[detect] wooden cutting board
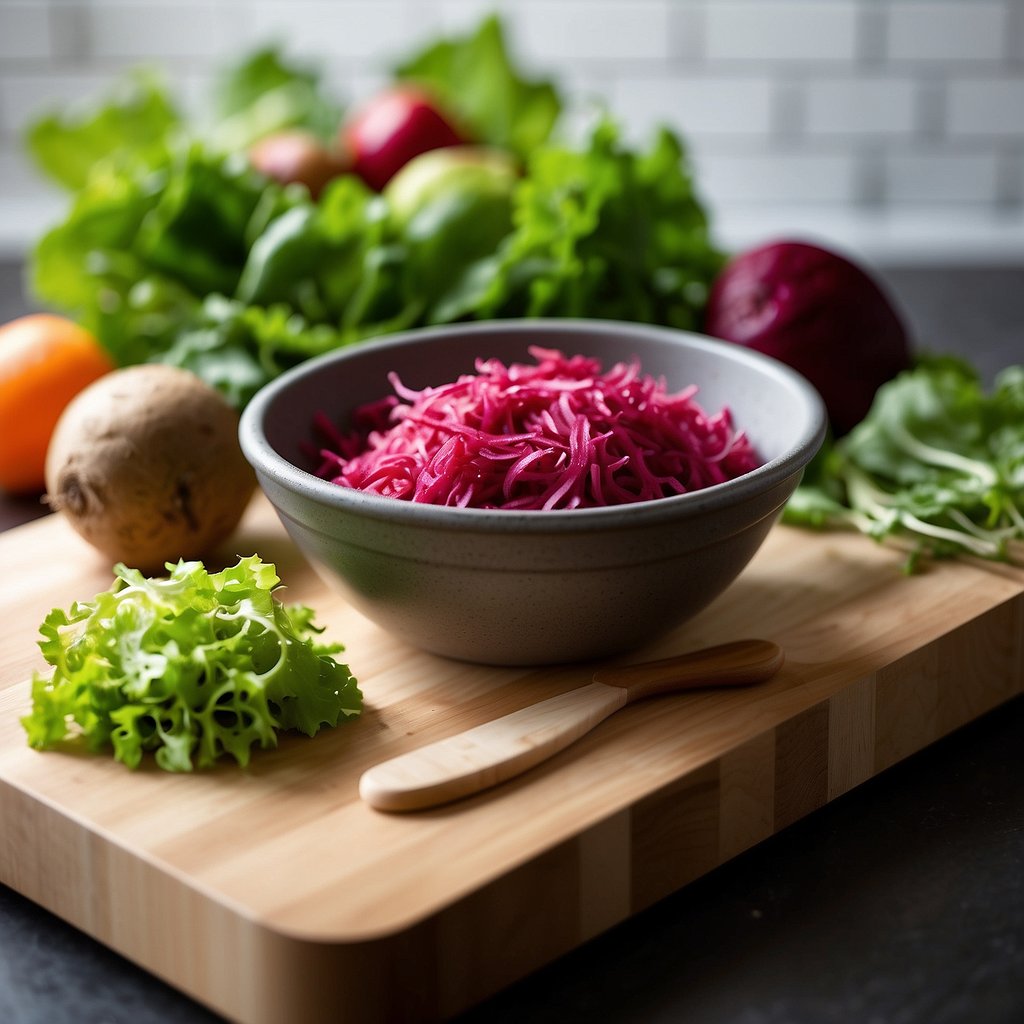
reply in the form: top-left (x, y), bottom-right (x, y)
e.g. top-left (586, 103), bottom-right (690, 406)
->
top-left (1, 498), bottom-right (1021, 1024)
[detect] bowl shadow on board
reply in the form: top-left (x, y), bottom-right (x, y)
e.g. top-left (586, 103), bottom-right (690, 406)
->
top-left (641, 529), bottom-right (914, 650)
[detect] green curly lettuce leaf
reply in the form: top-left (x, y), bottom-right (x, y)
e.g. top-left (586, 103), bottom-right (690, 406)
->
top-left (22, 556), bottom-right (361, 772)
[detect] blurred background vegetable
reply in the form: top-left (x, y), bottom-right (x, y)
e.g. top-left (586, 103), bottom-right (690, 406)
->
top-left (21, 15), bottom-right (722, 409)
top-left (247, 129), bottom-right (349, 199)
top-left (341, 86), bottom-right (468, 192)
top-left (705, 240), bottom-right (913, 436)
top-left (0, 314), bottom-right (113, 494)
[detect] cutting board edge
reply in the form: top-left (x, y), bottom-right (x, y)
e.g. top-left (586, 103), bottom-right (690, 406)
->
top-left (6, 700), bottom-right (1024, 1024)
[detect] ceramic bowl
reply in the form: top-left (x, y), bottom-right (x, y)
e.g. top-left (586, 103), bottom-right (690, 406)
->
top-left (239, 319), bottom-right (826, 665)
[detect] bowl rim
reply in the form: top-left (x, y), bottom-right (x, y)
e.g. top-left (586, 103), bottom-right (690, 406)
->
top-left (239, 318), bottom-right (827, 534)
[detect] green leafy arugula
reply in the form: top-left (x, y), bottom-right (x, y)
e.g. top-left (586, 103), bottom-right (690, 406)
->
top-left (22, 556), bottom-right (362, 771)
top-left (784, 357), bottom-right (1024, 571)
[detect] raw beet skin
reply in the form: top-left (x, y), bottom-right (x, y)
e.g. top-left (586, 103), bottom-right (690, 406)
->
top-left (704, 240), bottom-right (912, 434)
top-left (341, 87), bottom-right (466, 192)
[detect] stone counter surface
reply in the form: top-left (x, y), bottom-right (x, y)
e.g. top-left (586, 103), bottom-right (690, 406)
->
top-left (0, 259), bottom-right (1021, 1024)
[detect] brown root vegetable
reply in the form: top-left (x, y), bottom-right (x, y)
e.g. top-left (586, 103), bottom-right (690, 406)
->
top-left (45, 365), bottom-right (257, 570)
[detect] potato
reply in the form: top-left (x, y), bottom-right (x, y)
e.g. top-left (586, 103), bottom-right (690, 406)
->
top-left (45, 364), bottom-right (257, 570)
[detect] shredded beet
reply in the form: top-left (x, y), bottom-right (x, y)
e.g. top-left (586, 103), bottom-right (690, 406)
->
top-left (313, 347), bottom-right (760, 510)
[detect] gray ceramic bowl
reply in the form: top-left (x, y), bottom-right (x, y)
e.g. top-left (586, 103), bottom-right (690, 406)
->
top-left (239, 319), bottom-right (826, 665)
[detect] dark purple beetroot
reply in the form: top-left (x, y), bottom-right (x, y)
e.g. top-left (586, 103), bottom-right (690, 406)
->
top-left (705, 240), bottom-right (912, 434)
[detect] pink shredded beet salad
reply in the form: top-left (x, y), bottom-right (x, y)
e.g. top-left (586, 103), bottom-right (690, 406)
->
top-left (312, 347), bottom-right (761, 510)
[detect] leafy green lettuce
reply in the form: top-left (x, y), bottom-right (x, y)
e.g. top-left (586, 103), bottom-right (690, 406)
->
top-left (396, 15), bottom-right (561, 160)
top-left (436, 118), bottom-right (722, 328)
top-left (25, 16), bottom-right (722, 407)
top-left (22, 556), bottom-right (361, 771)
top-left (784, 357), bottom-right (1024, 571)
top-left (28, 70), bottom-right (181, 191)
top-left (140, 118), bottom-right (720, 405)
top-left (205, 46), bottom-right (343, 151)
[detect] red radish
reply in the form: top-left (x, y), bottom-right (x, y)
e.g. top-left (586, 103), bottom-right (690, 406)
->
top-left (248, 129), bottom-right (348, 199)
top-left (340, 87), bottom-right (467, 192)
top-left (705, 240), bottom-right (912, 435)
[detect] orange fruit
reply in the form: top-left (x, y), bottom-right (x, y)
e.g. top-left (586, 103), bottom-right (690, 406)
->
top-left (0, 313), bottom-right (115, 494)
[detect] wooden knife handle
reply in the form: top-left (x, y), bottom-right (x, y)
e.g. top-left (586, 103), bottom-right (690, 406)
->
top-left (359, 682), bottom-right (627, 812)
top-left (592, 638), bottom-right (784, 703)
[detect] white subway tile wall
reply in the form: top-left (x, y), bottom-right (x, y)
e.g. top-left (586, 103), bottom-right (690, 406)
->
top-left (704, 2), bottom-right (861, 62)
top-left (886, 2), bottom-right (1007, 62)
top-left (0, 0), bottom-right (1022, 257)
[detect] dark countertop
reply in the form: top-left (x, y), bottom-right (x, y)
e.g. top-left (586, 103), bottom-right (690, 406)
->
top-left (1, 259), bottom-right (1022, 1023)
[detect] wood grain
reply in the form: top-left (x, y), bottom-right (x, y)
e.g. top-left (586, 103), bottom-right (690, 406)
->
top-left (0, 496), bottom-right (1022, 1023)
